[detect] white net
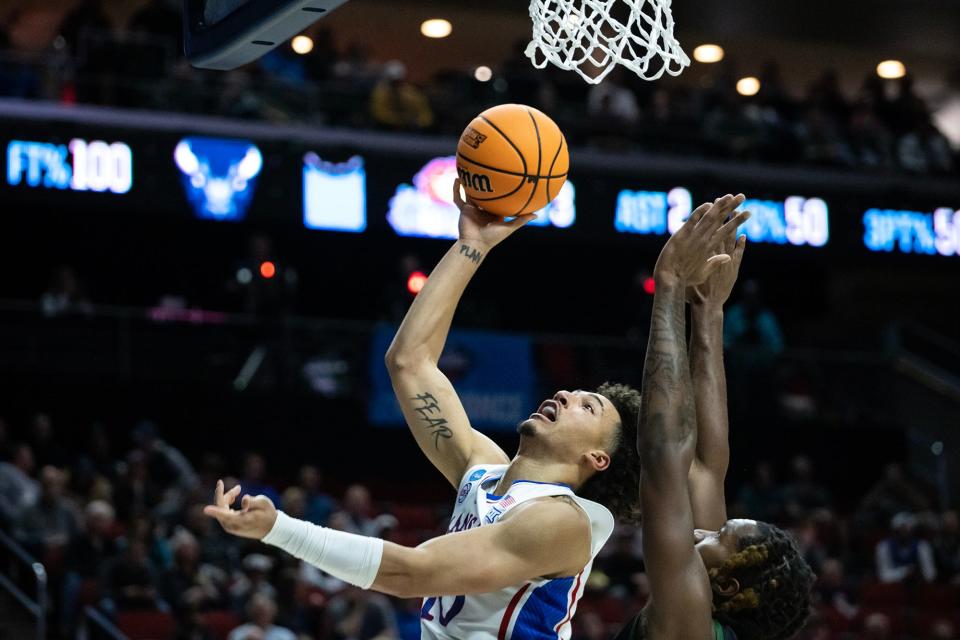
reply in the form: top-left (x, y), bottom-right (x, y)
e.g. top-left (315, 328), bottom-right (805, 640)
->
top-left (526, 0), bottom-right (690, 84)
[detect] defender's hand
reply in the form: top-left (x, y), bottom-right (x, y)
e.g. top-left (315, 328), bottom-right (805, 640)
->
top-left (654, 194), bottom-right (749, 289)
top-left (454, 179), bottom-right (536, 252)
top-left (687, 225), bottom-right (747, 306)
top-left (203, 479), bottom-right (277, 540)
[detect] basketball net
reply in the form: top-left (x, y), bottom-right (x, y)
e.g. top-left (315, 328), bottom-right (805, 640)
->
top-left (526, 0), bottom-right (690, 84)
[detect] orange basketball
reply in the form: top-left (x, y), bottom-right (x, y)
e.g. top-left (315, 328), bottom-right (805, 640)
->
top-left (456, 104), bottom-right (569, 217)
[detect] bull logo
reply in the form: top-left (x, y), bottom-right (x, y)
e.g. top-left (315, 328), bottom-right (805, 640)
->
top-left (174, 137), bottom-right (263, 221)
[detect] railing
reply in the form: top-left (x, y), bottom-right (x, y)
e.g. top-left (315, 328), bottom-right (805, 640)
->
top-left (0, 529), bottom-right (47, 640)
top-left (78, 606), bottom-right (129, 640)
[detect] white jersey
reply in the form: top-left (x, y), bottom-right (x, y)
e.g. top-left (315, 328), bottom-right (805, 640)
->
top-left (420, 464), bottom-right (615, 640)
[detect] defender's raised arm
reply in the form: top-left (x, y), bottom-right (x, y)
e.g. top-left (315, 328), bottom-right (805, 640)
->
top-left (687, 225), bottom-right (746, 530)
top-left (637, 195), bottom-right (748, 640)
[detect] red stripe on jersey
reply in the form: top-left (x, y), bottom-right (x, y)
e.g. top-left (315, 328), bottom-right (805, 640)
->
top-left (498, 582), bottom-right (532, 640)
top-left (554, 570), bottom-right (584, 633)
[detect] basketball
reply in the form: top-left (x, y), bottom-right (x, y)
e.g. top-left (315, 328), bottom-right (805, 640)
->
top-left (456, 104), bottom-right (569, 217)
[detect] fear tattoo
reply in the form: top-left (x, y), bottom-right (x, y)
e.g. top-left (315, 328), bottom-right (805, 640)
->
top-left (459, 244), bottom-right (483, 264)
top-left (410, 392), bottom-right (454, 449)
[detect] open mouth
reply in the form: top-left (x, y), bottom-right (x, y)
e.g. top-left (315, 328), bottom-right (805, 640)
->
top-left (531, 399), bottom-right (559, 423)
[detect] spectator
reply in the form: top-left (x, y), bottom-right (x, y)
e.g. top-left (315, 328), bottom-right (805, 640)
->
top-left (848, 102), bottom-right (894, 169)
top-left (781, 456), bottom-right (832, 518)
top-left (230, 553), bottom-right (278, 609)
top-left (332, 42), bottom-right (377, 82)
top-left (887, 74), bottom-right (930, 136)
top-left (735, 461), bottom-right (782, 522)
top-left (326, 587), bottom-right (399, 640)
top-left (0, 443), bottom-right (39, 525)
top-left (807, 69), bottom-right (849, 124)
top-left (898, 120), bottom-right (956, 174)
top-left (228, 593), bottom-right (296, 640)
top-left (862, 612), bottom-right (893, 640)
top-left (369, 61), bottom-right (434, 131)
top-left (125, 515), bottom-right (174, 572)
top-left (280, 487), bottom-right (307, 522)
top-left (857, 463), bottom-right (931, 528)
top-left (336, 484), bottom-right (377, 536)
top-left (114, 450), bottom-right (162, 521)
top-left (932, 510), bottom-right (960, 584)
top-left (16, 466), bottom-right (80, 553)
top-left (703, 93), bottom-right (765, 160)
top-left (63, 500), bottom-right (120, 627)
top-left (160, 530), bottom-right (227, 619)
top-left (180, 503), bottom-right (238, 570)
top-left (132, 421), bottom-right (200, 505)
top-left (102, 539), bottom-right (161, 613)
top-left (239, 453), bottom-right (282, 507)
top-left (586, 69), bottom-right (640, 148)
top-left (928, 619), bottom-right (957, 640)
top-left (41, 266), bottom-right (93, 318)
top-left (724, 279), bottom-right (784, 358)
top-left (574, 611), bottom-right (609, 640)
top-left (74, 422), bottom-right (118, 493)
top-left (814, 558), bottom-right (858, 620)
top-left (875, 512), bottom-right (937, 583)
top-left (299, 465), bottom-right (335, 526)
top-left (596, 528), bottom-right (645, 597)
top-left (67, 500), bottom-right (120, 580)
top-left (28, 412), bottom-right (67, 468)
top-left (724, 280), bottom-right (784, 422)
top-left (795, 106), bottom-right (854, 166)
top-left (796, 518), bottom-right (829, 573)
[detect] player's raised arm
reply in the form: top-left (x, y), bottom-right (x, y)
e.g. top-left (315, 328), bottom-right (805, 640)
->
top-left (686, 200), bottom-right (747, 531)
top-left (384, 180), bottom-right (536, 487)
top-left (638, 196), bottom-right (749, 640)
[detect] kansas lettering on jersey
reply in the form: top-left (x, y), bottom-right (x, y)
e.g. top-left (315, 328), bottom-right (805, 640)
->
top-left (420, 464), bottom-right (615, 640)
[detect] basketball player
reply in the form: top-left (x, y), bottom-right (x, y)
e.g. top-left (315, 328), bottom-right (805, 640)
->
top-left (206, 184), bottom-right (743, 639)
top-left (204, 179), bottom-right (668, 639)
top-left (613, 195), bottom-right (814, 640)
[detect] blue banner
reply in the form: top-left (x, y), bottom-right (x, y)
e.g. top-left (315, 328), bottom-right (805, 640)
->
top-left (369, 325), bottom-right (537, 430)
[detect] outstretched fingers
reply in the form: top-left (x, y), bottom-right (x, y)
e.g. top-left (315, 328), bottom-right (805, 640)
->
top-left (686, 201), bottom-right (714, 229)
top-left (732, 234), bottom-right (747, 268)
top-left (716, 209), bottom-right (752, 240)
top-left (452, 178), bottom-right (466, 210)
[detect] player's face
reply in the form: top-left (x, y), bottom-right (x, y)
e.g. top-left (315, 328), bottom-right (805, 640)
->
top-left (694, 519), bottom-right (761, 570)
top-left (517, 389), bottom-right (621, 472)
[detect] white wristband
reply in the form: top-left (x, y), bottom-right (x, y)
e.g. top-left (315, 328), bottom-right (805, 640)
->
top-left (262, 511), bottom-right (384, 589)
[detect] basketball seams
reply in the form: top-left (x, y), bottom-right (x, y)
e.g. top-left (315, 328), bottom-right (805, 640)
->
top-left (455, 152), bottom-right (567, 180)
top-left (478, 115), bottom-right (528, 177)
top-left (514, 107), bottom-right (543, 216)
top-left (545, 135), bottom-right (565, 204)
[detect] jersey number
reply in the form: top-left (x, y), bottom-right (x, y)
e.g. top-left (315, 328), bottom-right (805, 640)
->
top-left (421, 595), bottom-right (465, 626)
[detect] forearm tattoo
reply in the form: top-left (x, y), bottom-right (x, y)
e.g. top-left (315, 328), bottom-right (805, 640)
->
top-left (459, 243), bottom-right (483, 264)
top-left (639, 289), bottom-right (695, 448)
top-left (410, 392), bottom-right (454, 449)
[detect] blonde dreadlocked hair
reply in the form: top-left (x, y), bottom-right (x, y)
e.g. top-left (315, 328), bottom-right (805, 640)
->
top-left (709, 523), bottom-right (815, 640)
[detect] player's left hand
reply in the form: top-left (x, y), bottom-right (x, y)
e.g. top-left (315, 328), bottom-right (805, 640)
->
top-left (686, 221), bottom-right (747, 306)
top-left (454, 179), bottom-right (537, 252)
top-left (203, 479), bottom-right (277, 540)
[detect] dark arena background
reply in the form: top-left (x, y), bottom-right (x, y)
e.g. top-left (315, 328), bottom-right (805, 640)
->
top-left (0, 1), bottom-right (959, 639)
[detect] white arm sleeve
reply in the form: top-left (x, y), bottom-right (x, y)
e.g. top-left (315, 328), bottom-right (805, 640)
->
top-left (263, 511), bottom-right (384, 589)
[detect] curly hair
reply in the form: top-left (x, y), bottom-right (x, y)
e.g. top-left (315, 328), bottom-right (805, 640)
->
top-left (710, 522), bottom-right (815, 640)
top-left (577, 382), bottom-right (642, 525)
